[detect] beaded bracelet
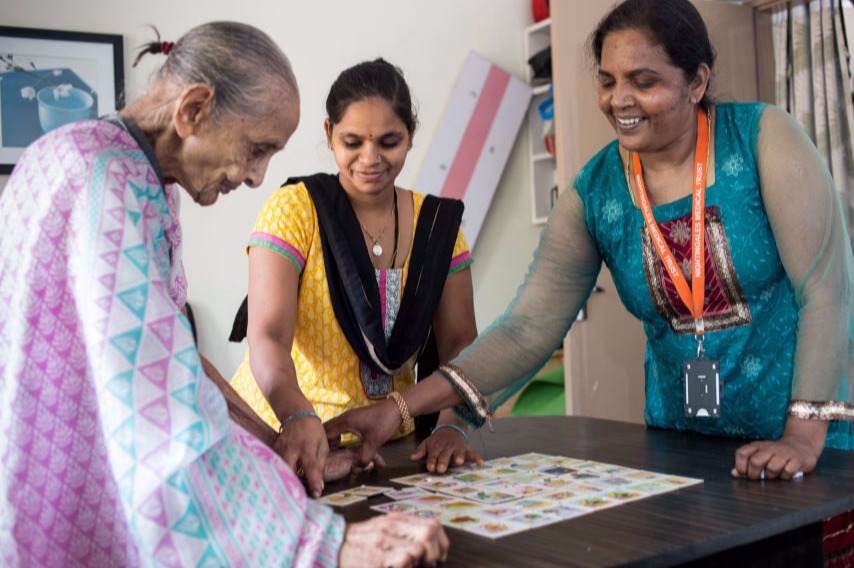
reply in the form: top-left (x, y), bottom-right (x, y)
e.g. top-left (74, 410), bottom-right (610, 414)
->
top-left (387, 391), bottom-right (414, 433)
top-left (788, 400), bottom-right (854, 421)
top-left (437, 364), bottom-right (492, 424)
top-left (278, 410), bottom-right (320, 434)
top-left (431, 422), bottom-right (469, 442)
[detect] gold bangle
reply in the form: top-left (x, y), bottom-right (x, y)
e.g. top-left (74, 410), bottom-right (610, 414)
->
top-left (387, 391), bottom-right (414, 433)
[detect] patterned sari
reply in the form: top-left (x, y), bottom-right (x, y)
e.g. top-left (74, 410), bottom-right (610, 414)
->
top-left (0, 118), bottom-right (343, 567)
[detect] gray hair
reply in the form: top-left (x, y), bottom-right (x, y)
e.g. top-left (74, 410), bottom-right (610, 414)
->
top-left (140, 21), bottom-right (298, 118)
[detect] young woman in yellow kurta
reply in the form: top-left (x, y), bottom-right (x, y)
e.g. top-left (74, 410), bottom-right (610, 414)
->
top-left (230, 185), bottom-right (473, 425)
top-left (231, 59), bottom-right (482, 498)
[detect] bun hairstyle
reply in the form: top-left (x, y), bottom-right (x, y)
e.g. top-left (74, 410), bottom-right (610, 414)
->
top-left (326, 58), bottom-right (417, 136)
top-left (132, 27), bottom-right (173, 67)
top-left (133, 21), bottom-right (298, 119)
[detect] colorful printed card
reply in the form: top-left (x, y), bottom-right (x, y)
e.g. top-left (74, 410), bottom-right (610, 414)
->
top-left (370, 452), bottom-right (703, 539)
top-left (318, 492), bottom-right (367, 507)
top-left (320, 484), bottom-right (394, 506)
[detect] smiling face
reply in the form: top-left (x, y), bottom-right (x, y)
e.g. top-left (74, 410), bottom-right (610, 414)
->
top-left (596, 27), bottom-right (708, 156)
top-left (326, 96), bottom-right (411, 200)
top-left (177, 92), bottom-right (300, 206)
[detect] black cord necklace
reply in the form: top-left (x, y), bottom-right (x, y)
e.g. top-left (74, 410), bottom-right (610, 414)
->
top-left (389, 188), bottom-right (399, 268)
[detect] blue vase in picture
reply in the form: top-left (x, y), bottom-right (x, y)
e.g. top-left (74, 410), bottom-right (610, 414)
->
top-left (1, 68), bottom-right (99, 147)
top-left (37, 85), bottom-right (96, 133)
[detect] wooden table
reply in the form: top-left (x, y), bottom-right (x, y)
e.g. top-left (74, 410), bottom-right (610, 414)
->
top-left (326, 415), bottom-right (854, 567)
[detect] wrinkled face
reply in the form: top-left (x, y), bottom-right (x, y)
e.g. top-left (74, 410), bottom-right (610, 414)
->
top-left (178, 94), bottom-right (300, 206)
top-left (596, 28), bottom-right (707, 155)
top-left (326, 97), bottom-right (411, 198)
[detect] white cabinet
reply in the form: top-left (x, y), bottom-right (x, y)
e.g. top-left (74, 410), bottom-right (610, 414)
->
top-left (524, 18), bottom-right (557, 225)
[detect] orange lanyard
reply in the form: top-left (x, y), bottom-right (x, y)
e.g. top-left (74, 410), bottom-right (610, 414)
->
top-left (631, 107), bottom-right (709, 338)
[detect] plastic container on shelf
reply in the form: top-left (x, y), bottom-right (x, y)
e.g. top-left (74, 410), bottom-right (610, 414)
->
top-left (531, 0), bottom-right (550, 23)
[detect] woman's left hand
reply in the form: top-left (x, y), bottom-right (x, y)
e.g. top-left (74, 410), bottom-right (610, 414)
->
top-left (731, 418), bottom-right (827, 480)
top-left (410, 426), bottom-right (484, 474)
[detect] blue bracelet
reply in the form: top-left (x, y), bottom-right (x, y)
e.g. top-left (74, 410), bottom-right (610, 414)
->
top-left (278, 410), bottom-right (320, 433)
top-left (431, 422), bottom-right (469, 442)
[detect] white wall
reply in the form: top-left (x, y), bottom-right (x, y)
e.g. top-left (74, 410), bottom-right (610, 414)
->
top-left (1, 0), bottom-right (545, 376)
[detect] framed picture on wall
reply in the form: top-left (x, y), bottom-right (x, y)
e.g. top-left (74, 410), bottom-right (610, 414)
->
top-left (0, 26), bottom-right (124, 174)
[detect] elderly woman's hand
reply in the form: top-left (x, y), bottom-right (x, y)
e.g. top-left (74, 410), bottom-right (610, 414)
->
top-left (410, 424), bottom-right (484, 474)
top-left (339, 513), bottom-right (449, 568)
top-left (322, 447), bottom-right (386, 481)
top-left (325, 398), bottom-right (402, 467)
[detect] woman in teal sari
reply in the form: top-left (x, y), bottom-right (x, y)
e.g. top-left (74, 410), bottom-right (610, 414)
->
top-left (329, 0), bottom-right (854, 487)
top-left (331, 4), bottom-right (854, 559)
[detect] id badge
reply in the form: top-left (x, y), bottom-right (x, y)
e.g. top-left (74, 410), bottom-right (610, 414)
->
top-left (683, 357), bottom-right (720, 418)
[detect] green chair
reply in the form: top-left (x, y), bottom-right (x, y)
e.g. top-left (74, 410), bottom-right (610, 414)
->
top-left (510, 365), bottom-right (565, 416)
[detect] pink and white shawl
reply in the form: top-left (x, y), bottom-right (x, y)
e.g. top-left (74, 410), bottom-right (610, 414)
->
top-left (0, 119), bottom-right (343, 567)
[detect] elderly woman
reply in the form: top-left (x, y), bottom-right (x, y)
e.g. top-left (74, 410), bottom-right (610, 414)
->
top-left (0, 21), bottom-right (447, 568)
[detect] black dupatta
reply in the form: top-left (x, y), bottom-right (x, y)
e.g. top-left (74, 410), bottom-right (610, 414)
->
top-left (230, 173), bottom-right (464, 384)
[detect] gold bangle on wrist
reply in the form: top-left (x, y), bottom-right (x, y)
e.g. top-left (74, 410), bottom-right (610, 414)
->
top-left (387, 391), bottom-right (414, 433)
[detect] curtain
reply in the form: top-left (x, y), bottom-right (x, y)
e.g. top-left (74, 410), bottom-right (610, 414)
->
top-left (772, 0), bottom-right (854, 247)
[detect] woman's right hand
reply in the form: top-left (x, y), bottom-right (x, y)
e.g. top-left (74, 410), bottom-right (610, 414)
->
top-left (324, 399), bottom-right (402, 467)
top-left (339, 513), bottom-right (449, 568)
top-left (274, 413), bottom-right (328, 498)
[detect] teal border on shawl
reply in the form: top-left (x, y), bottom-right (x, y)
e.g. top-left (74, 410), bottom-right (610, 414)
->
top-left (88, 148), bottom-right (151, 245)
top-left (191, 461), bottom-right (251, 566)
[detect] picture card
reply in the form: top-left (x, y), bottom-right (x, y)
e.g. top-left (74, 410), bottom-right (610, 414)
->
top-left (373, 452), bottom-right (703, 539)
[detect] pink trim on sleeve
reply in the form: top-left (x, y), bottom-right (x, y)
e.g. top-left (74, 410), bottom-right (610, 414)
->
top-left (248, 231), bottom-right (306, 272)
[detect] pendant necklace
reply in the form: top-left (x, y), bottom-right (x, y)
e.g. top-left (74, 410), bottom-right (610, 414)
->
top-left (359, 188), bottom-right (397, 257)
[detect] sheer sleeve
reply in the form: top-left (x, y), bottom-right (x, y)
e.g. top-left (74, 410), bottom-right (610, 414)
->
top-left (448, 185), bottom-right (602, 423)
top-left (755, 104), bottom-right (854, 415)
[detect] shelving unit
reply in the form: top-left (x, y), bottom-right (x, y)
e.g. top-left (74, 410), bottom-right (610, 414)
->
top-left (524, 18), bottom-right (556, 225)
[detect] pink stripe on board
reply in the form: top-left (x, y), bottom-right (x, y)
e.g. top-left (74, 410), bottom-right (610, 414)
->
top-left (439, 66), bottom-right (511, 200)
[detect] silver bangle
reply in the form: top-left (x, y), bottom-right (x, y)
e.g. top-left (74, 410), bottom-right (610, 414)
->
top-left (787, 400), bottom-right (854, 421)
top-left (278, 410), bottom-right (320, 434)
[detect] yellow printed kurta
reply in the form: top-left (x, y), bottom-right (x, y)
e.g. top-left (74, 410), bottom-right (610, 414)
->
top-left (230, 182), bottom-right (472, 433)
